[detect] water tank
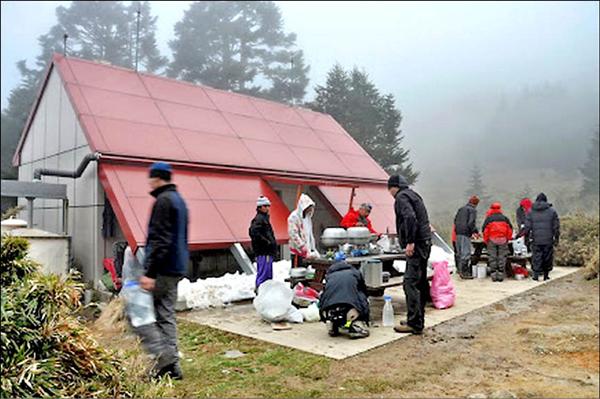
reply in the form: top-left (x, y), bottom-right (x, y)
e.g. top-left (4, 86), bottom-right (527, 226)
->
top-left (6, 228), bottom-right (70, 275)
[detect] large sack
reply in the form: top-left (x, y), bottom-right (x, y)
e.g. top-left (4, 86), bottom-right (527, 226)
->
top-left (430, 260), bottom-right (456, 309)
top-left (253, 280), bottom-right (294, 322)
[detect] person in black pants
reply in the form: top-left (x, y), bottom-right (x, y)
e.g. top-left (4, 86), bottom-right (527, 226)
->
top-left (388, 175), bottom-right (432, 335)
top-left (524, 193), bottom-right (560, 281)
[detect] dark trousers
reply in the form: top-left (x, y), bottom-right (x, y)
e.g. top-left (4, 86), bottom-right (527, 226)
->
top-left (487, 242), bottom-right (509, 278)
top-left (403, 241), bottom-right (432, 331)
top-left (532, 244), bottom-right (554, 275)
top-left (135, 275), bottom-right (181, 370)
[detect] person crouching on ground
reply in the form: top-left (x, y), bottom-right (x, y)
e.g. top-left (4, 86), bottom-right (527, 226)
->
top-left (249, 196), bottom-right (277, 290)
top-left (340, 202), bottom-right (378, 235)
top-left (138, 162), bottom-right (189, 380)
top-left (287, 193), bottom-right (319, 267)
top-left (482, 202), bottom-right (513, 282)
top-left (319, 252), bottom-right (370, 339)
top-left (524, 193), bottom-right (560, 281)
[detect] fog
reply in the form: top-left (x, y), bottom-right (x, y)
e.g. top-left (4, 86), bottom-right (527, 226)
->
top-left (2, 1), bottom-right (598, 218)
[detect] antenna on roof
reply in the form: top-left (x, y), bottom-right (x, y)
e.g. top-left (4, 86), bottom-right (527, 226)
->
top-left (134, 3), bottom-right (141, 71)
top-left (289, 53), bottom-right (294, 105)
top-left (63, 33), bottom-right (69, 56)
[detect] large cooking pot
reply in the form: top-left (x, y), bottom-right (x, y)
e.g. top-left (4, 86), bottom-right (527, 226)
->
top-left (347, 227), bottom-right (371, 245)
top-left (321, 227), bottom-right (348, 247)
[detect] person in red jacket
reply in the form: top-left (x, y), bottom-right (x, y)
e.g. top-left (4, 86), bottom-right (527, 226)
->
top-left (340, 203), bottom-right (378, 234)
top-left (482, 202), bottom-right (513, 282)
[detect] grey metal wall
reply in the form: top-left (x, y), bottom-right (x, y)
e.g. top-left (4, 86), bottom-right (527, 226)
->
top-left (18, 68), bottom-right (104, 285)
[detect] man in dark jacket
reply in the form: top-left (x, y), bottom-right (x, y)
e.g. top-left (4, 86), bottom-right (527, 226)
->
top-left (138, 162), bottom-right (189, 380)
top-left (482, 202), bottom-right (513, 282)
top-left (453, 196), bottom-right (480, 279)
top-left (249, 196), bottom-right (277, 289)
top-left (388, 175), bottom-right (431, 335)
top-left (319, 253), bottom-right (370, 339)
top-left (524, 193), bottom-right (560, 281)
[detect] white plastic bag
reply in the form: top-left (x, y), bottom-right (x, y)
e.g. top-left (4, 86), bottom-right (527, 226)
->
top-left (377, 235), bottom-right (392, 252)
top-left (286, 306), bottom-right (304, 323)
top-left (513, 237), bottom-right (528, 256)
top-left (253, 280), bottom-right (294, 322)
top-left (120, 247), bottom-right (156, 327)
top-left (299, 302), bottom-right (320, 322)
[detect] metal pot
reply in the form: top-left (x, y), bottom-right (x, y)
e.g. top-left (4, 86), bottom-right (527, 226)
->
top-left (347, 227), bottom-right (370, 245)
top-left (321, 227), bottom-right (348, 247)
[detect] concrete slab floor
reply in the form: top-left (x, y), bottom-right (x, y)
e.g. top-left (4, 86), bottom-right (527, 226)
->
top-left (178, 266), bottom-right (580, 360)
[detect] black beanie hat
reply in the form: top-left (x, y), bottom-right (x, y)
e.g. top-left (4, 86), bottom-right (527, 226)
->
top-left (387, 175), bottom-right (409, 189)
top-left (536, 192), bottom-right (548, 202)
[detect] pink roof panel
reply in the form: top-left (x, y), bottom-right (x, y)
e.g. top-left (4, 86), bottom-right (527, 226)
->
top-left (205, 88), bottom-right (262, 118)
top-left (140, 75), bottom-right (216, 110)
top-left (290, 147), bottom-right (350, 176)
top-left (251, 98), bottom-right (309, 127)
top-left (80, 86), bottom-right (165, 125)
top-left (67, 58), bottom-right (148, 97)
top-left (156, 101), bottom-right (235, 136)
top-left (270, 123), bottom-right (326, 150)
top-left (223, 113), bottom-right (282, 143)
top-left (174, 129), bottom-right (258, 167)
top-left (241, 139), bottom-right (306, 172)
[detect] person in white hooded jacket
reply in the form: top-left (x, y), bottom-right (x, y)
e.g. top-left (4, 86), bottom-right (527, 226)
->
top-left (287, 193), bottom-right (319, 267)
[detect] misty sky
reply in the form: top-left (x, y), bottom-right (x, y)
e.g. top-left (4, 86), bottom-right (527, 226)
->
top-left (1, 1), bottom-right (599, 202)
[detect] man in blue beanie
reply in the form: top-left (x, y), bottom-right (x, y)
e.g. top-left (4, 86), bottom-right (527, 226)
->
top-left (138, 161), bottom-right (189, 379)
top-left (388, 175), bottom-right (431, 335)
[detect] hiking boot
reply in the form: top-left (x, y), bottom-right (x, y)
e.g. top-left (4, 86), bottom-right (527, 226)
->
top-left (532, 273), bottom-right (539, 281)
top-left (156, 362), bottom-right (183, 380)
top-left (328, 322), bottom-right (340, 337)
top-left (348, 322), bottom-right (370, 339)
top-left (394, 324), bottom-right (423, 335)
top-left (459, 273), bottom-right (474, 280)
top-left (543, 273), bottom-right (550, 281)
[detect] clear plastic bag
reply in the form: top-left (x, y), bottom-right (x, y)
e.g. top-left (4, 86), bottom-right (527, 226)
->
top-left (253, 280), bottom-right (294, 322)
top-left (121, 246), bottom-right (156, 327)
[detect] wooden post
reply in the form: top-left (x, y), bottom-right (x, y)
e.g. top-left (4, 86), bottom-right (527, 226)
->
top-left (348, 187), bottom-right (356, 211)
top-left (295, 184), bottom-right (303, 204)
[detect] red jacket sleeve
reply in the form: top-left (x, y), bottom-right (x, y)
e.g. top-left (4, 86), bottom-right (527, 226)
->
top-left (366, 218), bottom-right (378, 235)
top-left (340, 209), bottom-right (359, 229)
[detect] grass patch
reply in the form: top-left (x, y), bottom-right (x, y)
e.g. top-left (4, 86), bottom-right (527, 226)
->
top-left (133, 321), bottom-right (333, 398)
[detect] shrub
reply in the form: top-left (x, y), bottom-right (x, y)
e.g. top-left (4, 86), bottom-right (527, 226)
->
top-left (555, 213), bottom-right (599, 267)
top-left (0, 235), bottom-right (130, 398)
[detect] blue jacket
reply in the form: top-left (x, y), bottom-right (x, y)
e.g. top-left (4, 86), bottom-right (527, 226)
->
top-left (144, 184), bottom-right (189, 278)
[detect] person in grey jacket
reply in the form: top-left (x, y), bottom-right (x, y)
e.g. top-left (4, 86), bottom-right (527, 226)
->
top-left (524, 193), bottom-right (560, 281)
top-left (453, 196), bottom-right (480, 279)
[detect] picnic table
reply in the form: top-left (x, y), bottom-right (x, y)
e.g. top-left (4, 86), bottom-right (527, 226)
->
top-left (297, 253), bottom-right (407, 296)
top-left (471, 238), bottom-right (531, 275)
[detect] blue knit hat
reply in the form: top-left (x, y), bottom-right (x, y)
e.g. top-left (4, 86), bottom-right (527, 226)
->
top-left (149, 162), bottom-right (172, 181)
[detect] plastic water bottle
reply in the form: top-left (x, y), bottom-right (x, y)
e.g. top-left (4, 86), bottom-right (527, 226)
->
top-left (382, 295), bottom-right (395, 327)
top-left (122, 280), bottom-right (156, 328)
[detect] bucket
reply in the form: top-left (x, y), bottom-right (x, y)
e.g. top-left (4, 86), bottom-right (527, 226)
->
top-left (472, 265), bottom-right (478, 278)
top-left (477, 264), bottom-right (487, 279)
top-left (361, 259), bottom-right (383, 287)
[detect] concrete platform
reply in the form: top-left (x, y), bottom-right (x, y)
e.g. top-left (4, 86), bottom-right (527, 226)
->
top-left (179, 266), bottom-right (579, 360)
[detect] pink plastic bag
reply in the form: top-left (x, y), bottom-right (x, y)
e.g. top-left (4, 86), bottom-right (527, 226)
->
top-left (430, 261), bottom-right (456, 309)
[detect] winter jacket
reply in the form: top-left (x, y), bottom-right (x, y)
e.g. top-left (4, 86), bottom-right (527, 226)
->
top-left (524, 200), bottom-right (560, 246)
top-left (340, 207), bottom-right (378, 234)
top-left (249, 211), bottom-right (277, 257)
top-left (287, 194), bottom-right (316, 257)
top-left (319, 262), bottom-right (370, 323)
top-left (394, 187), bottom-right (431, 247)
top-left (482, 203), bottom-right (513, 245)
top-left (516, 198), bottom-right (532, 230)
top-left (144, 184), bottom-right (189, 279)
top-left (454, 203), bottom-right (479, 236)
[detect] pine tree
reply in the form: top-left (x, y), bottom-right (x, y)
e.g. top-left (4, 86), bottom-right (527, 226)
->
top-left (1, 1), bottom-right (166, 183)
top-left (580, 129), bottom-right (599, 198)
top-left (465, 164), bottom-right (489, 202)
top-left (310, 65), bottom-right (418, 183)
top-left (167, 1), bottom-right (308, 104)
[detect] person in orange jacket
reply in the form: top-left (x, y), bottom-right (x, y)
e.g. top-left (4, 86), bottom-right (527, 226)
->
top-left (482, 202), bottom-right (513, 282)
top-left (340, 203), bottom-right (378, 235)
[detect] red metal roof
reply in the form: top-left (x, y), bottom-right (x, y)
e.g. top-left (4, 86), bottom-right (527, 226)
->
top-left (99, 163), bottom-right (290, 251)
top-left (14, 54), bottom-right (388, 183)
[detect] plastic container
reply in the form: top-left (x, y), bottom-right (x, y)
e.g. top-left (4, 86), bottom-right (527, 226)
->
top-left (121, 280), bottom-right (156, 327)
top-left (477, 264), bottom-right (487, 279)
top-left (472, 265), bottom-right (478, 278)
top-left (382, 295), bottom-right (395, 327)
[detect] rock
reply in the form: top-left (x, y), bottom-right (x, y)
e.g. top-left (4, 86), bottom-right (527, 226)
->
top-left (490, 390), bottom-right (517, 399)
top-left (224, 350), bottom-right (246, 359)
top-left (466, 394), bottom-right (487, 399)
